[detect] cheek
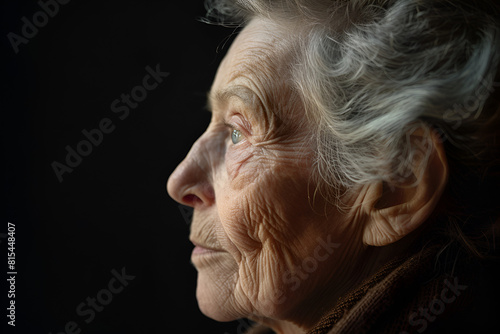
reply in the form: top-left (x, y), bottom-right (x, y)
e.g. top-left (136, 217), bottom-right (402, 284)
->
top-left (217, 189), bottom-right (263, 258)
top-left (220, 137), bottom-right (317, 248)
top-left (218, 161), bottom-right (315, 260)
top-left (216, 168), bottom-right (334, 314)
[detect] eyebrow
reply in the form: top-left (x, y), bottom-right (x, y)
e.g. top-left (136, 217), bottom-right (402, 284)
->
top-left (207, 84), bottom-right (280, 135)
top-left (206, 85), bottom-right (261, 112)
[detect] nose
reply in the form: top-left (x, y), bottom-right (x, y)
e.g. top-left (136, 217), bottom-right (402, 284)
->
top-left (167, 134), bottom-right (216, 208)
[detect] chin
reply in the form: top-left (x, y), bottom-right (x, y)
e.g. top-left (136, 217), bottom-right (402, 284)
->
top-left (194, 258), bottom-right (243, 322)
top-left (197, 291), bottom-right (235, 321)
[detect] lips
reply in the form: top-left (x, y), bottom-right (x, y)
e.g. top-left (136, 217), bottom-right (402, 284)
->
top-left (190, 240), bottom-right (226, 265)
top-left (190, 240), bottom-right (224, 254)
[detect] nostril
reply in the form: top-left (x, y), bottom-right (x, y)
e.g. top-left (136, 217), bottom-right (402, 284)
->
top-left (182, 194), bottom-right (203, 206)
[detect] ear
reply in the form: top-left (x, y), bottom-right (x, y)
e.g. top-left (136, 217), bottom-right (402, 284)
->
top-left (362, 126), bottom-right (449, 246)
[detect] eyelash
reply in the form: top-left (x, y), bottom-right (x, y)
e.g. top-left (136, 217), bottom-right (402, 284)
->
top-left (223, 121), bottom-right (234, 133)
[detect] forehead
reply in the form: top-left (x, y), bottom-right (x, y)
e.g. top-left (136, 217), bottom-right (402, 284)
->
top-left (209, 19), bottom-right (295, 113)
top-left (220, 19), bottom-right (284, 77)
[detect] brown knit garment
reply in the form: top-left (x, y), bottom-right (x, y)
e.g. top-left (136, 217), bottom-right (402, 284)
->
top-left (307, 245), bottom-right (440, 334)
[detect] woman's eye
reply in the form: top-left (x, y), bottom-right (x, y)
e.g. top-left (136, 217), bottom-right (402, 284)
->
top-left (231, 129), bottom-right (243, 144)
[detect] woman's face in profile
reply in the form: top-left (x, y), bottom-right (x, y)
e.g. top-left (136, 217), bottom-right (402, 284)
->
top-left (167, 19), bottom-right (365, 324)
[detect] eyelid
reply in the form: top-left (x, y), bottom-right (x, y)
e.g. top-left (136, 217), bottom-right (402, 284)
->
top-left (223, 120), bottom-right (246, 137)
top-left (223, 120), bottom-right (236, 131)
top-left (226, 113), bottom-right (252, 136)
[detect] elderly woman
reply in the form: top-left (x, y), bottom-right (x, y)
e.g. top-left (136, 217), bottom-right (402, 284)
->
top-left (167, 0), bottom-right (500, 333)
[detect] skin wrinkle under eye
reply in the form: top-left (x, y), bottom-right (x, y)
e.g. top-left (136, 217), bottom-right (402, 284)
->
top-left (226, 143), bottom-right (254, 182)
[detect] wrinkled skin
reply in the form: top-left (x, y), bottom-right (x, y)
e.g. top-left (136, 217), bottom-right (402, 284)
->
top-left (167, 19), bottom-right (395, 333)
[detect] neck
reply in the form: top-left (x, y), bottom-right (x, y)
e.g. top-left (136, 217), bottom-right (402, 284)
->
top-left (264, 231), bottom-right (421, 333)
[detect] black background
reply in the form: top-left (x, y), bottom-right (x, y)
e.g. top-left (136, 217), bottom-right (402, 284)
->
top-left (2, 0), bottom-right (244, 333)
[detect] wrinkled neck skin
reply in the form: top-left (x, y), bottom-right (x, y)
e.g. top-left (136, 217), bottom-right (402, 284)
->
top-left (253, 231), bottom-right (420, 334)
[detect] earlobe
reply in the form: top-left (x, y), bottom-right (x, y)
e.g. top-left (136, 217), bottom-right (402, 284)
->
top-left (362, 127), bottom-right (449, 246)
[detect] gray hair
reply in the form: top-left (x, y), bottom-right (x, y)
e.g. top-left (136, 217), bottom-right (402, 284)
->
top-left (204, 0), bottom-right (500, 253)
